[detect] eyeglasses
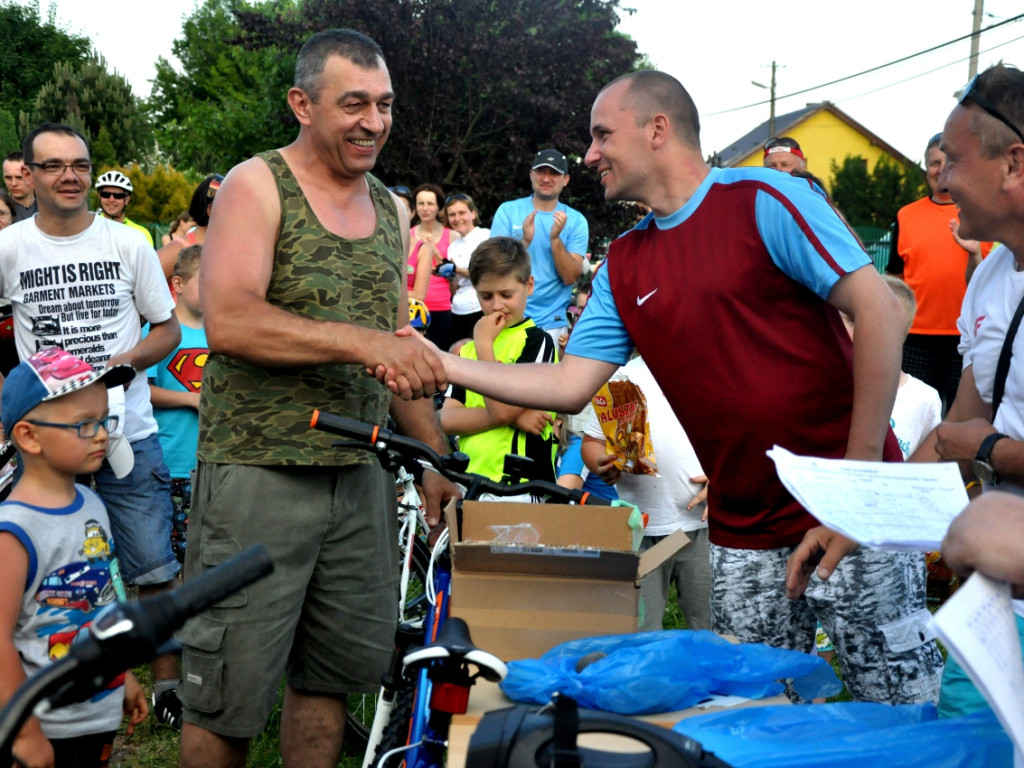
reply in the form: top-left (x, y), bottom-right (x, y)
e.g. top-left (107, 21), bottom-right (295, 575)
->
top-left (26, 160), bottom-right (93, 176)
top-left (444, 193), bottom-right (471, 206)
top-left (98, 190), bottom-right (127, 200)
top-left (959, 74), bottom-right (1024, 145)
top-left (27, 415), bottom-right (119, 438)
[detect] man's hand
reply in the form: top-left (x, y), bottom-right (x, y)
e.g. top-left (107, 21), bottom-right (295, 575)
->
top-left (935, 418), bottom-right (996, 463)
top-left (785, 526), bottom-right (859, 599)
top-left (943, 491), bottom-right (1024, 597)
top-left (367, 331), bottom-right (447, 400)
top-left (688, 474), bottom-right (708, 521)
top-left (522, 211), bottom-right (536, 247)
top-left (420, 469), bottom-right (461, 541)
top-left (593, 453), bottom-right (621, 486)
top-left (473, 311), bottom-right (507, 350)
top-left (514, 409), bottom-right (554, 436)
top-left (549, 210), bottom-right (567, 240)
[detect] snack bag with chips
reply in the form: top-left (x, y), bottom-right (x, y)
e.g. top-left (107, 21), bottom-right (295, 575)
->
top-left (591, 375), bottom-right (657, 475)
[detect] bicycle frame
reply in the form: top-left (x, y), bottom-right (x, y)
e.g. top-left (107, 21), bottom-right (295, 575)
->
top-left (310, 410), bottom-right (609, 768)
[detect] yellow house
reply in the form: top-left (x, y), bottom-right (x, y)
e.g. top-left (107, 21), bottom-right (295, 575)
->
top-left (709, 102), bottom-right (918, 193)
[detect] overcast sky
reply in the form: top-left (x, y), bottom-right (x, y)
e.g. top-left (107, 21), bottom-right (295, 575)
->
top-left (26, 0), bottom-right (1024, 166)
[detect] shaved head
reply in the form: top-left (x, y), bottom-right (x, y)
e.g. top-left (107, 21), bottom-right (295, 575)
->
top-left (601, 71), bottom-right (701, 150)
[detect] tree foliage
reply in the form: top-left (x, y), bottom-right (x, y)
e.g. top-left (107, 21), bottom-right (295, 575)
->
top-left (0, 109), bottom-right (18, 157)
top-left (829, 154), bottom-right (927, 229)
top-left (21, 53), bottom-right (154, 168)
top-left (156, 0), bottom-right (644, 249)
top-left (0, 1), bottom-right (91, 125)
top-left (149, 0), bottom-right (297, 174)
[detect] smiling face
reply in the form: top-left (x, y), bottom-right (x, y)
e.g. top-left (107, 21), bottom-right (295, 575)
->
top-left (474, 272), bottom-right (533, 325)
top-left (25, 132), bottom-right (92, 219)
top-left (586, 80), bottom-right (651, 204)
top-left (300, 54), bottom-right (393, 180)
top-left (938, 104), bottom-right (1011, 242)
top-left (415, 190), bottom-right (440, 224)
top-left (445, 200), bottom-right (476, 236)
top-left (98, 186), bottom-right (129, 220)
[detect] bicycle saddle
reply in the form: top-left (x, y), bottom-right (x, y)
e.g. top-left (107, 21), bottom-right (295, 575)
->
top-left (403, 616), bottom-right (507, 683)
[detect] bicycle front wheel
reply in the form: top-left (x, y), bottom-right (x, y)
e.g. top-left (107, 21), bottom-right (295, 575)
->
top-left (345, 534), bottom-right (431, 754)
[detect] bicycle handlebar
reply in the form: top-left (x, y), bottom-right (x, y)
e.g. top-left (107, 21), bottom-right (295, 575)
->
top-left (0, 545), bottom-right (274, 762)
top-left (310, 410), bottom-right (610, 506)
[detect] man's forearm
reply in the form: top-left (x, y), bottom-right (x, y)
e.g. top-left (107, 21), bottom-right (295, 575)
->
top-left (116, 316), bottom-right (182, 372)
top-left (446, 352), bottom-right (614, 415)
top-left (550, 238), bottom-right (583, 285)
top-left (846, 320), bottom-right (901, 460)
top-left (390, 397), bottom-right (448, 454)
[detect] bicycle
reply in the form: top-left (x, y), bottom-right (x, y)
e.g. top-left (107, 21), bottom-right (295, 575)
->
top-left (310, 411), bottom-right (612, 768)
top-left (0, 545), bottom-right (274, 766)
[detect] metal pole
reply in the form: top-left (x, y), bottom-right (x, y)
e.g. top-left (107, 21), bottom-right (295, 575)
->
top-left (769, 60), bottom-right (777, 138)
top-left (969, 0), bottom-right (984, 79)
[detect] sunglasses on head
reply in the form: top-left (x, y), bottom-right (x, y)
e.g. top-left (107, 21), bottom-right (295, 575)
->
top-left (389, 185), bottom-right (412, 196)
top-left (444, 193), bottom-right (471, 206)
top-left (98, 191), bottom-right (127, 200)
top-left (763, 137), bottom-right (801, 151)
top-left (959, 74), bottom-right (1024, 145)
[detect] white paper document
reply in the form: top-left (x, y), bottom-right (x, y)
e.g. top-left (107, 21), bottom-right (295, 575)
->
top-left (930, 573), bottom-right (1024, 762)
top-left (767, 446), bottom-right (969, 550)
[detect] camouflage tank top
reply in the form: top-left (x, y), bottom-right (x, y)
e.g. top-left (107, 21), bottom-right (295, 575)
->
top-left (197, 151), bottom-right (403, 466)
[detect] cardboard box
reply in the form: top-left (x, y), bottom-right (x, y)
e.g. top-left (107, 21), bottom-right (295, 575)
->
top-left (447, 500), bottom-right (689, 661)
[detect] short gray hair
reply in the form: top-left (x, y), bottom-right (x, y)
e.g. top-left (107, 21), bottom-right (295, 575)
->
top-left (294, 29), bottom-right (385, 103)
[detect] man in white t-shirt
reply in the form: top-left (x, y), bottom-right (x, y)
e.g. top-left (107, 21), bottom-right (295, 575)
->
top-left (0, 122), bottom-right (183, 717)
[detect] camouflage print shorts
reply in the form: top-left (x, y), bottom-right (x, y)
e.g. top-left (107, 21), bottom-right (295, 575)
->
top-left (710, 543), bottom-right (942, 704)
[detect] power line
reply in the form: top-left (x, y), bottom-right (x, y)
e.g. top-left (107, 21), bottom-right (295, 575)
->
top-left (708, 11), bottom-right (1024, 116)
top-left (834, 32), bottom-right (1024, 106)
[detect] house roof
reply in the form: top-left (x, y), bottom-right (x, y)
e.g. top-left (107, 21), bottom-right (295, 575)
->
top-left (709, 101), bottom-right (915, 168)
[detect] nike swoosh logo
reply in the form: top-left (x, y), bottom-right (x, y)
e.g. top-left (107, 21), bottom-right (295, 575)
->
top-left (637, 289), bottom-right (658, 306)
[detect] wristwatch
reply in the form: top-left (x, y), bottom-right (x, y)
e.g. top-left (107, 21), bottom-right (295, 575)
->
top-left (972, 432), bottom-right (1010, 485)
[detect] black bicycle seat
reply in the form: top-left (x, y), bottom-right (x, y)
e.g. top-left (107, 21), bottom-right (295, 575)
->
top-left (403, 617), bottom-right (507, 683)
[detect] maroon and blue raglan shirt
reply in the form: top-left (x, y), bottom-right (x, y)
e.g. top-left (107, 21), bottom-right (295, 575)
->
top-left (567, 167), bottom-right (902, 549)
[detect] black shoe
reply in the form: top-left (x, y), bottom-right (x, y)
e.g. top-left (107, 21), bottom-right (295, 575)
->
top-left (152, 689), bottom-right (183, 731)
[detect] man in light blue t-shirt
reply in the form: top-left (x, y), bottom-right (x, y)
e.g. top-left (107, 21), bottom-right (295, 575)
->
top-left (491, 148), bottom-right (589, 344)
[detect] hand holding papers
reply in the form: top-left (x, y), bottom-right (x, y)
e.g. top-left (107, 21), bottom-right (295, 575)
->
top-left (767, 446), bottom-right (969, 550)
top-left (931, 573), bottom-right (1024, 763)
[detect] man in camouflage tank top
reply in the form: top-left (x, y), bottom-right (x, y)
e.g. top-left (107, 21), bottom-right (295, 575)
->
top-left (178, 29), bottom-right (456, 768)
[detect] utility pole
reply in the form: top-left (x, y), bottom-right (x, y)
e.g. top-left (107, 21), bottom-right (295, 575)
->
top-left (752, 61), bottom-right (778, 137)
top-left (969, 0), bottom-right (984, 79)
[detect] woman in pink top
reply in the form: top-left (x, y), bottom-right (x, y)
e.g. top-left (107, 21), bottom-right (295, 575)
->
top-left (408, 183), bottom-right (459, 350)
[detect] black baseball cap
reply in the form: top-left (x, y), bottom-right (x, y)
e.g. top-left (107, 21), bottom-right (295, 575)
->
top-left (532, 149), bottom-right (568, 175)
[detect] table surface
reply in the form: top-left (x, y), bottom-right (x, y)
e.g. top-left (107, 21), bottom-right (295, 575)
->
top-left (447, 678), bottom-right (790, 768)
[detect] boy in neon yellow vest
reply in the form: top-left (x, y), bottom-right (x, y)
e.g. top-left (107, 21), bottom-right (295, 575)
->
top-left (441, 237), bottom-right (558, 489)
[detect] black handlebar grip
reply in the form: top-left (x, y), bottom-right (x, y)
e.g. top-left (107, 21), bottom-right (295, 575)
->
top-left (311, 410), bottom-right (388, 442)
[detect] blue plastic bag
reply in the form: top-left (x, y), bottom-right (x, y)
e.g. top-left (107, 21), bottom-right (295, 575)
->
top-left (674, 703), bottom-right (1012, 768)
top-left (499, 630), bottom-right (841, 715)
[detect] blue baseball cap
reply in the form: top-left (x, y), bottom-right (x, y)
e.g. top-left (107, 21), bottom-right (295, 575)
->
top-left (2, 347), bottom-right (134, 436)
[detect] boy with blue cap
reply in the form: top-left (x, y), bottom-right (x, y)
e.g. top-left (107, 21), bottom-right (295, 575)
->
top-left (0, 347), bottom-right (147, 768)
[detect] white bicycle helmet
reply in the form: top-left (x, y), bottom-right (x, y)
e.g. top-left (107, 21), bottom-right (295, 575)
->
top-left (95, 170), bottom-right (133, 193)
